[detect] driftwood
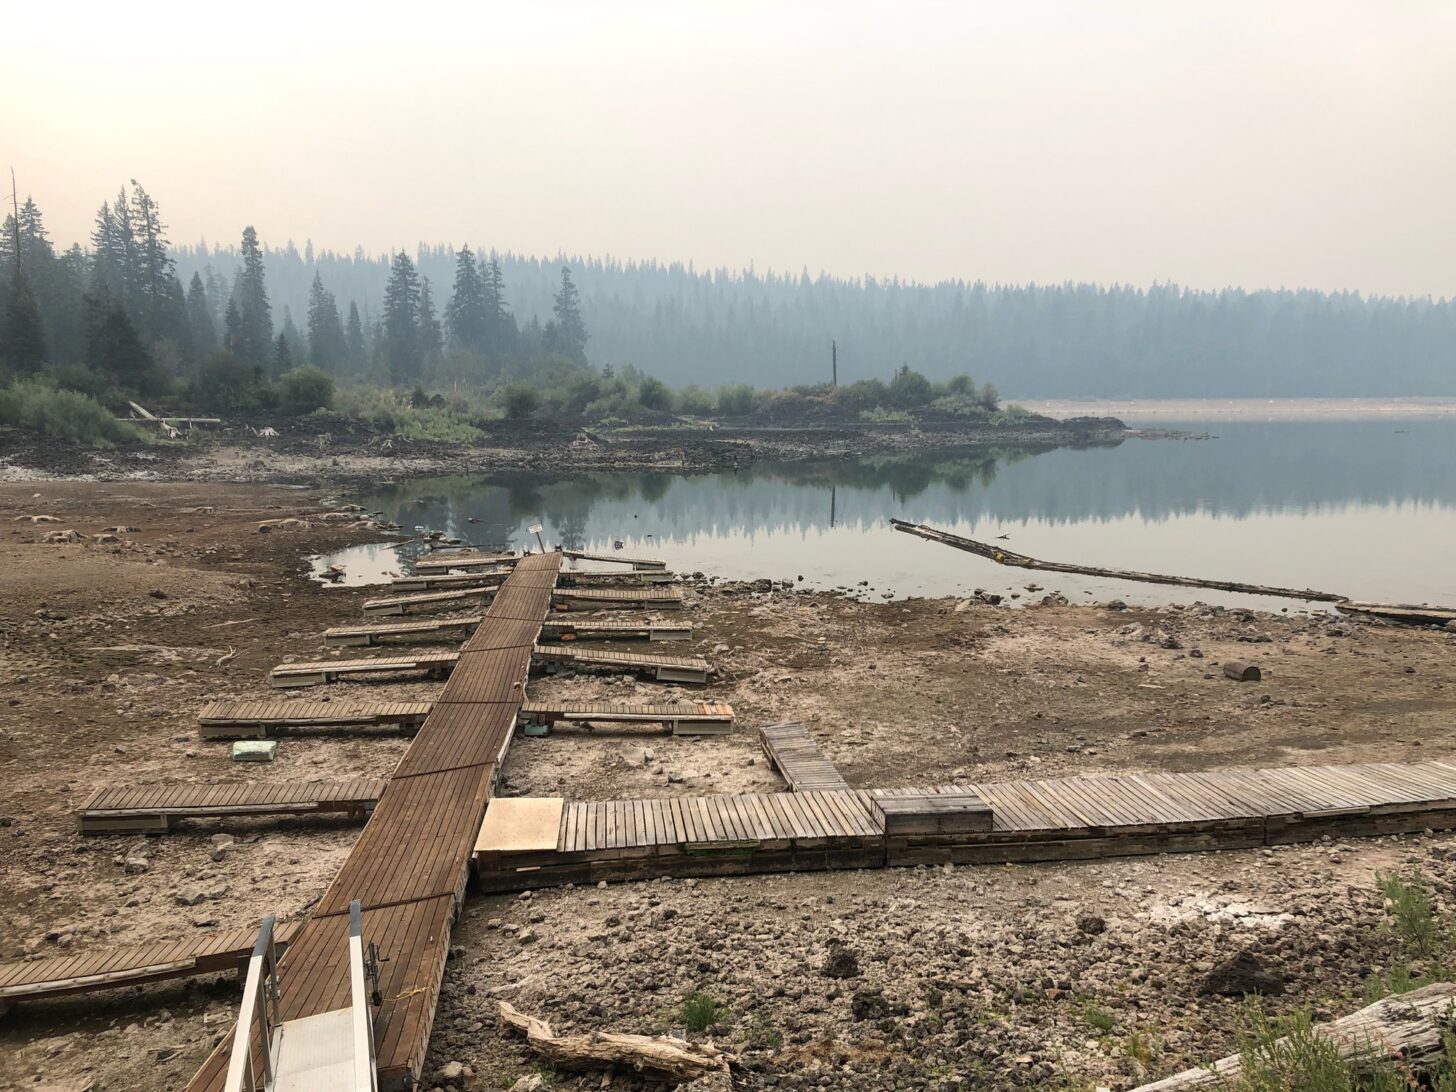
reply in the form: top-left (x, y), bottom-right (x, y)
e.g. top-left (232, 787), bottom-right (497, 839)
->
top-left (1131, 982), bottom-right (1456, 1090)
top-left (1223, 660), bottom-right (1261, 682)
top-left (498, 1001), bottom-right (729, 1081)
top-left (890, 519), bottom-right (1349, 603)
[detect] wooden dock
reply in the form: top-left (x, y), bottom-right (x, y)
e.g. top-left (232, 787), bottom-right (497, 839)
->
top-left (77, 779), bottom-right (385, 833)
top-left (563, 548), bottom-right (666, 569)
top-left (475, 759), bottom-right (1456, 891)
top-left (389, 572), bottom-right (506, 592)
top-left (361, 587), bottom-right (496, 617)
top-left (187, 552), bottom-right (562, 1092)
top-left (519, 700), bottom-right (735, 735)
top-left (269, 651), bottom-right (459, 688)
top-left (198, 700), bottom-right (432, 738)
top-left (551, 586), bottom-right (684, 611)
top-left (557, 570), bottom-right (678, 587)
top-left (0, 922), bottom-right (301, 1016)
top-left (324, 615), bottom-right (483, 647)
top-left (758, 722), bottom-right (850, 792)
top-left (538, 619), bottom-right (691, 642)
top-left (413, 551), bottom-right (518, 572)
top-left (531, 643), bottom-right (711, 684)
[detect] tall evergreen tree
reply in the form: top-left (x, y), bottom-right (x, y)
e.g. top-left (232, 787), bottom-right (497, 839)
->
top-left (233, 226), bottom-right (273, 369)
top-left (2, 273), bottom-right (47, 370)
top-left (306, 273), bottom-right (346, 369)
top-left (444, 245), bottom-right (488, 354)
top-left (127, 181), bottom-right (183, 346)
top-left (273, 330), bottom-right (293, 372)
top-left (418, 276), bottom-right (443, 363)
top-left (279, 305), bottom-right (304, 368)
top-left (548, 265), bottom-right (588, 364)
top-left (382, 251), bottom-right (422, 383)
top-left (186, 273), bottom-right (217, 355)
top-left (481, 256), bottom-right (515, 360)
top-left (223, 296), bottom-right (242, 353)
top-left (85, 288), bottom-right (155, 391)
top-left (344, 300), bottom-right (366, 372)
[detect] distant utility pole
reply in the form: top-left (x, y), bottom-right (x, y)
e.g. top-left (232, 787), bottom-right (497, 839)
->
top-left (831, 340), bottom-right (838, 388)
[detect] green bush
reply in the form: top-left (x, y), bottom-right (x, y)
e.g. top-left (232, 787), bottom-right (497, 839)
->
top-left (679, 991), bottom-right (726, 1033)
top-left (637, 376), bottom-right (671, 411)
top-left (716, 384), bottom-right (755, 416)
top-left (676, 385), bottom-right (714, 415)
top-left (500, 382), bottom-right (541, 420)
top-left (0, 379), bottom-right (147, 448)
top-left (278, 366), bottom-right (335, 416)
top-left (188, 351), bottom-right (271, 414)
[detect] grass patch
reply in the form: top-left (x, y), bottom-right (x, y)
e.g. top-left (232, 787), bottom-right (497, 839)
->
top-left (0, 379), bottom-right (147, 448)
top-left (1080, 1001), bottom-right (1116, 1034)
top-left (680, 990), bottom-right (727, 1033)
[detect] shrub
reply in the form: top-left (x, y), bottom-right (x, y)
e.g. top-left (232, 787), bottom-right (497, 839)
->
top-left (679, 991), bottom-right (726, 1033)
top-left (189, 351), bottom-right (270, 414)
top-left (676, 385), bottom-right (714, 416)
top-left (716, 384), bottom-right (755, 417)
top-left (889, 364), bottom-right (934, 408)
top-left (278, 366), bottom-right (335, 416)
top-left (0, 379), bottom-right (146, 448)
top-left (637, 376), bottom-right (671, 411)
top-left (500, 382), bottom-right (541, 420)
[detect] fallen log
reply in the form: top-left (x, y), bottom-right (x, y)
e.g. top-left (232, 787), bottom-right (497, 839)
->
top-left (498, 1001), bottom-right (729, 1081)
top-left (1130, 981), bottom-right (1456, 1090)
top-left (890, 518), bottom-right (1349, 603)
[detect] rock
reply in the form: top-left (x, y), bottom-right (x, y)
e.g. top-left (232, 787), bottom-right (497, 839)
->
top-left (821, 943), bottom-right (860, 979)
top-left (1075, 913), bottom-right (1106, 935)
top-left (435, 1060), bottom-right (465, 1082)
top-left (850, 987), bottom-right (890, 1021)
top-left (509, 1076), bottom-right (545, 1092)
top-left (1199, 949), bottom-right (1285, 996)
top-left (174, 888), bottom-right (207, 907)
top-left (1107, 600), bottom-right (1127, 611)
top-left (122, 856), bottom-right (150, 874)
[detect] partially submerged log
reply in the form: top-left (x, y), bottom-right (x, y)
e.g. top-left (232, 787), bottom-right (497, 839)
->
top-left (890, 519), bottom-right (1348, 603)
top-left (1131, 982), bottom-right (1456, 1090)
top-left (499, 1001), bottom-right (729, 1081)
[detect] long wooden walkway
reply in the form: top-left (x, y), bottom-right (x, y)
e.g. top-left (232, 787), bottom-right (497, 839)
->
top-left (563, 548), bottom-right (666, 569)
top-left (325, 616), bottom-right (484, 646)
top-left (413, 551), bottom-right (518, 572)
top-left (519, 700), bottom-right (735, 735)
top-left (531, 643), bottom-right (710, 683)
top-left (539, 619), bottom-right (691, 642)
top-left (198, 700), bottom-right (432, 738)
top-left (0, 922), bottom-right (302, 1015)
top-left (552, 586), bottom-right (684, 610)
top-left (77, 779), bottom-right (386, 832)
top-left (758, 721), bottom-right (850, 792)
top-left (362, 587), bottom-right (497, 617)
top-left (269, 651), bottom-right (459, 688)
top-left (187, 552), bottom-right (562, 1092)
top-left (326, 616), bottom-right (689, 648)
top-left (476, 758), bottom-right (1456, 891)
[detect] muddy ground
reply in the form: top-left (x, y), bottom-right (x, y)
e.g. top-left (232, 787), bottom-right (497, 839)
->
top-left (1, 480), bottom-right (1455, 1091)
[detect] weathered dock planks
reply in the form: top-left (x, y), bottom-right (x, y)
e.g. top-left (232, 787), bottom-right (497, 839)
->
top-left (476, 759), bottom-right (1456, 891)
top-left (551, 586), bottom-right (685, 611)
top-left (562, 548), bottom-right (666, 569)
top-left (324, 615), bottom-right (484, 647)
top-left (268, 651), bottom-right (460, 688)
top-left (412, 551), bottom-right (519, 572)
top-left (389, 571), bottom-right (509, 592)
top-left (758, 722), bottom-right (850, 792)
top-left (519, 699), bottom-right (735, 735)
top-left (197, 700), bottom-right (432, 738)
top-left (538, 619), bottom-right (692, 642)
top-left (77, 779), bottom-right (385, 833)
top-left (531, 643), bottom-right (711, 684)
top-left (361, 587), bottom-right (497, 617)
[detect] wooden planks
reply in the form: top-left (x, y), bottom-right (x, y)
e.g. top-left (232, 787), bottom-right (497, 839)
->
top-left (77, 780), bottom-right (386, 833)
top-left (538, 619), bottom-right (691, 642)
top-left (519, 699), bottom-right (734, 735)
top-left (413, 551), bottom-right (518, 572)
top-left (389, 571), bottom-right (508, 592)
top-left (268, 651), bottom-right (459, 688)
top-left (758, 722), bottom-right (850, 792)
top-left (562, 549), bottom-right (666, 569)
top-left (551, 586), bottom-right (684, 611)
top-left (0, 922), bottom-right (302, 1011)
top-left (324, 616), bottom-right (483, 647)
top-left (557, 571), bottom-right (678, 587)
top-left (531, 643), bottom-right (711, 684)
top-left (361, 587), bottom-right (496, 617)
top-left (197, 700), bottom-right (432, 739)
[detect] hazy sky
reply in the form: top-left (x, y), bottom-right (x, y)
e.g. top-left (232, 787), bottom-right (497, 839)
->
top-left (6, 1), bottom-right (1454, 297)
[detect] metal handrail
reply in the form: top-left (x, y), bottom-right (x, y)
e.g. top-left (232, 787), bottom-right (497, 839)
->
top-left (223, 914), bottom-right (282, 1092)
top-left (348, 900), bottom-right (380, 1092)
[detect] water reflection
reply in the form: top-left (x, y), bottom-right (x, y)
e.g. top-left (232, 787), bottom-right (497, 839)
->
top-left (320, 420), bottom-right (1456, 608)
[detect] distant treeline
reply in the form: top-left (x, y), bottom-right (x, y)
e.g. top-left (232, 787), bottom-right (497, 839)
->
top-left (174, 242), bottom-right (1456, 398)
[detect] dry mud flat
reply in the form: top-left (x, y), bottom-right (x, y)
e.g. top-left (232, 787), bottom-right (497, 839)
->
top-left (0, 481), bottom-right (1455, 1090)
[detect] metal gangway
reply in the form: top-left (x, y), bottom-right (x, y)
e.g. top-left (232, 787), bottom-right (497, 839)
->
top-left (224, 901), bottom-right (380, 1092)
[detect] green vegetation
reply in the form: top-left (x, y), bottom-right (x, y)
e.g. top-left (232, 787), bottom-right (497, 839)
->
top-left (0, 379), bottom-right (146, 447)
top-left (679, 990), bottom-right (727, 1033)
top-left (1079, 1001), bottom-right (1116, 1034)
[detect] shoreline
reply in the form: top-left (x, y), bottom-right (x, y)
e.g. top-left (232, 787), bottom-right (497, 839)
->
top-left (1014, 396), bottom-right (1456, 422)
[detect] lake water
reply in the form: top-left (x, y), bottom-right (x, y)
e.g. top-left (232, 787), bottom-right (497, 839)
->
top-left (315, 417), bottom-right (1456, 611)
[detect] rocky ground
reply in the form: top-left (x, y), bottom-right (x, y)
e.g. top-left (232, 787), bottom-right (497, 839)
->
top-left (0, 480), bottom-right (1454, 1091)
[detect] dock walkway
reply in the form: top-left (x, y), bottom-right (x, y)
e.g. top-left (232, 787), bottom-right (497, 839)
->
top-left (186, 552), bottom-right (562, 1092)
top-left (78, 780), bottom-right (385, 833)
top-left (519, 700), bottom-right (734, 735)
top-left (476, 759), bottom-right (1456, 891)
top-left (531, 643), bottom-right (710, 683)
top-left (758, 722), bottom-right (850, 792)
top-left (198, 700), bottom-right (432, 738)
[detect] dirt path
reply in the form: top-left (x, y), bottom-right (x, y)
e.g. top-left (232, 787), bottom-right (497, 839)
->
top-left (1, 480), bottom-right (1454, 1091)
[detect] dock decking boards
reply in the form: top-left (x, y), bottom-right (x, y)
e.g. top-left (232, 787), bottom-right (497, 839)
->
top-left (531, 643), bottom-right (711, 683)
top-left (0, 922), bottom-right (302, 1014)
top-left (324, 615), bottom-right (483, 647)
top-left (197, 700), bottom-right (433, 738)
top-left (77, 779), bottom-right (386, 832)
top-left (389, 572), bottom-right (507, 592)
top-left (361, 587), bottom-right (496, 617)
top-left (551, 586), bottom-right (684, 611)
top-left (538, 619), bottom-right (691, 642)
top-left (413, 551), bottom-right (519, 572)
top-left (185, 552), bottom-right (561, 1092)
top-left (562, 549), bottom-right (666, 569)
top-left (268, 651), bottom-right (460, 688)
top-left (519, 699), bottom-right (735, 735)
top-left (758, 722), bottom-right (850, 792)
top-left (476, 759), bottom-right (1456, 891)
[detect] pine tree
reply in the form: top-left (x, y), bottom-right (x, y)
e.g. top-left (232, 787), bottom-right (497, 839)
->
top-left (382, 251), bottom-right (422, 383)
top-left (418, 276), bottom-right (443, 363)
top-left (128, 181), bottom-right (181, 345)
top-left (85, 289), bottom-right (156, 392)
top-left (306, 273), bottom-right (347, 370)
top-left (187, 273), bottom-right (216, 355)
top-left (279, 306), bottom-right (304, 368)
top-left (223, 296), bottom-right (242, 353)
top-left (2, 273), bottom-right (47, 370)
top-left (444, 245), bottom-right (487, 354)
top-left (548, 265), bottom-right (588, 364)
top-left (273, 330), bottom-right (293, 372)
top-left (344, 300), bottom-right (366, 372)
top-left (233, 226), bottom-right (273, 369)
top-left (482, 256), bottom-right (515, 361)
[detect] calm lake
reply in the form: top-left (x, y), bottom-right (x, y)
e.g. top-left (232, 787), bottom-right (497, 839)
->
top-left (316, 416), bottom-right (1456, 611)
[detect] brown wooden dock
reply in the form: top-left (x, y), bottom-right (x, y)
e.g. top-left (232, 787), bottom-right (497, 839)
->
top-left (268, 651), bottom-right (460, 688)
top-left (186, 551), bottom-right (562, 1092)
top-left (197, 700), bottom-right (433, 738)
top-left (77, 779), bottom-right (386, 832)
top-left (361, 586), bottom-right (497, 617)
top-left (389, 571), bottom-right (508, 592)
top-left (562, 548), bottom-right (666, 569)
top-left (476, 759), bottom-right (1456, 891)
top-left (531, 643), bottom-right (711, 683)
top-left (325, 615), bottom-right (484, 646)
top-left (538, 619), bottom-right (691, 642)
top-left (551, 586), bottom-right (684, 611)
top-left (413, 551), bottom-right (519, 572)
top-left (0, 921), bottom-right (302, 1016)
top-left (557, 570), bottom-right (678, 587)
top-left (519, 699), bottom-right (735, 735)
top-left (758, 721), bottom-right (850, 792)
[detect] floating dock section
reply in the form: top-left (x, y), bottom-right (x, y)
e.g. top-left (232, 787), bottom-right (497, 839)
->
top-left (758, 722), bottom-right (850, 792)
top-left (519, 700), bottom-right (735, 735)
top-left (198, 701), bottom-right (433, 738)
top-left (77, 779), bottom-right (385, 833)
